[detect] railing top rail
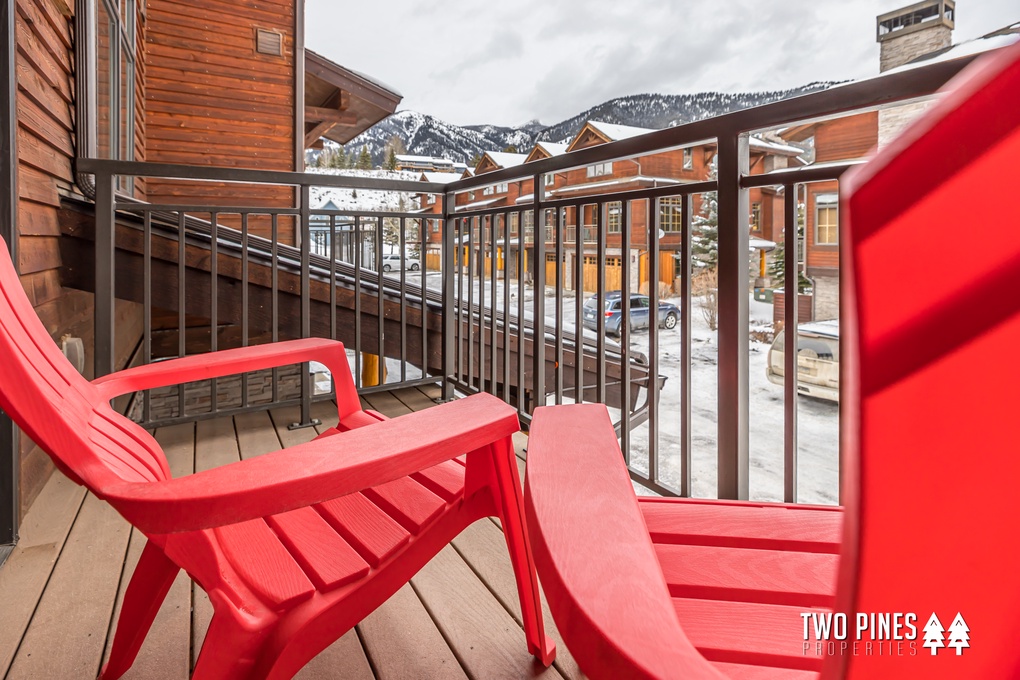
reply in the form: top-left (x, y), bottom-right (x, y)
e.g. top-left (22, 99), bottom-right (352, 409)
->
top-left (75, 158), bottom-right (447, 194)
top-left (446, 52), bottom-right (981, 192)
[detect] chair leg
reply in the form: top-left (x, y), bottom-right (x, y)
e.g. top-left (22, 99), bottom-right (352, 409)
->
top-left (491, 436), bottom-right (557, 667)
top-left (191, 613), bottom-right (264, 680)
top-left (100, 540), bottom-right (180, 680)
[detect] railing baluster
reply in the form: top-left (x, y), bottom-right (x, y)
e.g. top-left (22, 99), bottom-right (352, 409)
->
top-left (620, 201), bottom-right (631, 464)
top-left (355, 216), bottom-right (362, 389)
top-left (516, 211), bottom-right (525, 415)
top-left (142, 210), bottom-right (151, 424)
top-left (680, 194), bottom-right (693, 497)
top-left (271, 214), bottom-right (279, 404)
top-left (376, 217), bottom-right (385, 387)
top-left (177, 211), bottom-right (186, 418)
top-left (467, 217), bottom-right (475, 392)
top-left (554, 207), bottom-right (564, 405)
top-left (329, 214), bottom-right (336, 341)
top-left (241, 213), bottom-right (249, 410)
top-left (648, 198), bottom-right (661, 485)
top-left (489, 214), bottom-right (498, 396)
top-left (210, 212), bottom-right (218, 415)
top-left (441, 197), bottom-right (456, 401)
top-left (573, 203), bottom-right (583, 405)
top-left (420, 218), bottom-right (428, 383)
top-left (596, 202), bottom-right (606, 406)
top-left (477, 216), bottom-right (485, 393)
top-left (292, 185), bottom-right (316, 429)
top-left (502, 213), bottom-right (511, 402)
top-left (784, 182), bottom-right (799, 503)
top-left (532, 182), bottom-right (546, 413)
top-left (400, 216), bottom-right (407, 383)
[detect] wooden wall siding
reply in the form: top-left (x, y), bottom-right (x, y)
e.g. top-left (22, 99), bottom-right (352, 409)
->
top-left (144, 0), bottom-right (298, 243)
top-left (805, 181), bottom-right (839, 271)
top-left (814, 112), bottom-right (878, 163)
top-left (14, 0), bottom-right (147, 523)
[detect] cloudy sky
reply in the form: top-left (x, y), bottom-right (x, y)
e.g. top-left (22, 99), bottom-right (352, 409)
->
top-left (305, 1), bottom-right (1017, 127)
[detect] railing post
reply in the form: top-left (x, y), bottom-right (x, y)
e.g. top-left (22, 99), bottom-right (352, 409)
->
top-left (531, 176), bottom-right (546, 412)
top-left (716, 132), bottom-right (750, 500)
top-left (94, 171), bottom-right (116, 379)
top-left (441, 190), bottom-right (456, 401)
top-left (290, 184), bottom-right (320, 429)
top-left (1, 0), bottom-right (18, 550)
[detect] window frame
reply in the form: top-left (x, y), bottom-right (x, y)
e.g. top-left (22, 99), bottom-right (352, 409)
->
top-left (815, 193), bottom-right (839, 246)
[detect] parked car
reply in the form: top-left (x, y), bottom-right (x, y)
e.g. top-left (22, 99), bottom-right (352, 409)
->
top-left (766, 320), bottom-right (839, 402)
top-left (381, 253), bottom-right (420, 272)
top-left (582, 291), bottom-right (680, 337)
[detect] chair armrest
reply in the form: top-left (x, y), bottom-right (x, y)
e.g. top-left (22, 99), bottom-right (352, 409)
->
top-left (92, 338), bottom-right (362, 422)
top-left (100, 392), bottom-right (519, 534)
top-left (525, 404), bottom-right (724, 680)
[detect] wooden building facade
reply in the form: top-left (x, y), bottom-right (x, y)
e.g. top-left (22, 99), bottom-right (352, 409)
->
top-left (4, 0), bottom-right (399, 530)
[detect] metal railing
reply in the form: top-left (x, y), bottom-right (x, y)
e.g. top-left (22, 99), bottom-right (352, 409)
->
top-left (79, 50), bottom-right (979, 501)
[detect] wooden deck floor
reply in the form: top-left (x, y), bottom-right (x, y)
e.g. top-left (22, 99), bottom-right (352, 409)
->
top-left (0, 385), bottom-right (583, 679)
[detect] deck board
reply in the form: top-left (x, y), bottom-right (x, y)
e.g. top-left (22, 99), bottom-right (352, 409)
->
top-left (0, 386), bottom-right (574, 679)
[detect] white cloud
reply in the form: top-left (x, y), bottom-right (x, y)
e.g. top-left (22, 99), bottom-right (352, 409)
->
top-left (305, 0), bottom-right (1018, 126)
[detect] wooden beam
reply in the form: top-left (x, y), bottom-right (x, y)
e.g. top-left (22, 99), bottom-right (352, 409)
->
top-left (304, 120), bottom-right (337, 148)
top-left (304, 106), bottom-right (357, 126)
top-left (321, 89), bottom-right (350, 111)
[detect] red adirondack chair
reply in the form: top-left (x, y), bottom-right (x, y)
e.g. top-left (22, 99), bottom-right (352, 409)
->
top-left (0, 238), bottom-right (555, 678)
top-left (524, 42), bottom-right (1020, 680)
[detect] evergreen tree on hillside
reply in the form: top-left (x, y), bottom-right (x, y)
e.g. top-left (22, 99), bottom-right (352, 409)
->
top-left (356, 146), bottom-right (373, 170)
top-left (503, 144), bottom-right (518, 153)
top-left (468, 152), bottom-right (482, 168)
top-left (384, 148), bottom-right (397, 171)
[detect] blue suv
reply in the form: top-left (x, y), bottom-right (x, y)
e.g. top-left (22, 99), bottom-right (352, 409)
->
top-left (582, 291), bottom-right (680, 337)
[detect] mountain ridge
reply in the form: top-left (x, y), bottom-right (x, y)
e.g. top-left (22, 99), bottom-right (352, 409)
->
top-left (319, 82), bottom-right (840, 167)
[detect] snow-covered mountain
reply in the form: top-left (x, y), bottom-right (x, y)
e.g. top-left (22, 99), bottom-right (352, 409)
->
top-left (338, 83), bottom-right (839, 166)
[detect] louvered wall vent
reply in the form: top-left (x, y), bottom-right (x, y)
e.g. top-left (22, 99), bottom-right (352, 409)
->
top-left (255, 29), bottom-right (283, 56)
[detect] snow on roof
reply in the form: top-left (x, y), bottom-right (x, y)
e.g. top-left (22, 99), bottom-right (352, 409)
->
top-left (798, 319), bottom-right (839, 338)
top-left (587, 120), bottom-right (656, 142)
top-left (397, 154), bottom-right (453, 164)
top-left (484, 151), bottom-right (528, 168)
top-left (515, 193), bottom-right (534, 204)
top-left (749, 136), bottom-right (803, 156)
top-left (419, 171), bottom-right (463, 184)
top-left (890, 25), bottom-right (1019, 74)
top-left (549, 175), bottom-right (684, 195)
top-left (456, 197), bottom-right (501, 211)
top-left (535, 141), bottom-right (568, 156)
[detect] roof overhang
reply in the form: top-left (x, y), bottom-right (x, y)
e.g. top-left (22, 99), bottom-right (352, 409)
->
top-left (304, 50), bottom-right (402, 148)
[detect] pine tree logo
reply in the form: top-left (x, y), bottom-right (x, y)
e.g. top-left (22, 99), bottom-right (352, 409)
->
top-left (947, 613), bottom-right (970, 655)
top-left (923, 612), bottom-right (945, 655)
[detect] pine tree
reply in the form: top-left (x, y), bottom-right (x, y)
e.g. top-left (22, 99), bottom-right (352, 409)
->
top-left (356, 146), bottom-right (373, 170)
top-left (503, 144), bottom-right (518, 153)
top-left (468, 152), bottom-right (482, 168)
top-left (691, 190), bottom-right (718, 270)
top-left (384, 148), bottom-right (397, 171)
top-left (947, 613), bottom-right (969, 655)
top-left (768, 201), bottom-right (811, 291)
top-left (922, 613), bottom-right (945, 656)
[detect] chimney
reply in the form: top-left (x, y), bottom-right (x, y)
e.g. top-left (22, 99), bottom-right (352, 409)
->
top-left (877, 1), bottom-right (955, 72)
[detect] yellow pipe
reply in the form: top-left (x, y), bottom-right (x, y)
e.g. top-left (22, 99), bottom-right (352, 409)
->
top-left (361, 353), bottom-right (387, 387)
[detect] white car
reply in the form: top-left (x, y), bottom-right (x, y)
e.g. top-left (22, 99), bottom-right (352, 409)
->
top-left (381, 253), bottom-right (420, 272)
top-left (766, 320), bottom-right (839, 402)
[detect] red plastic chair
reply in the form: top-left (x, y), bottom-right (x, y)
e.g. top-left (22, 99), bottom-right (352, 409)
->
top-left (0, 239), bottom-right (555, 678)
top-left (525, 42), bottom-right (1020, 680)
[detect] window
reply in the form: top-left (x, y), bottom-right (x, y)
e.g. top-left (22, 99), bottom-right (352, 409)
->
top-left (750, 202), bottom-right (762, 231)
top-left (431, 221), bottom-right (439, 233)
top-left (468, 191), bottom-right (476, 201)
top-left (660, 197), bottom-right (683, 232)
top-left (427, 194), bottom-right (436, 205)
top-left (607, 202), bottom-right (622, 233)
top-left (683, 148), bottom-right (693, 170)
top-left (509, 213), bottom-right (519, 237)
top-left (497, 182), bottom-right (508, 193)
top-left (815, 193), bottom-right (838, 245)
top-left (586, 162), bottom-right (613, 178)
top-left (544, 173), bottom-right (555, 187)
top-left (483, 186), bottom-right (494, 196)
top-left (84, 0), bottom-right (138, 193)
top-left (524, 211), bottom-right (534, 243)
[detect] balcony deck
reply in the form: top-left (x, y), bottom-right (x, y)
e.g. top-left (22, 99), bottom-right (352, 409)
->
top-left (0, 385), bottom-right (581, 680)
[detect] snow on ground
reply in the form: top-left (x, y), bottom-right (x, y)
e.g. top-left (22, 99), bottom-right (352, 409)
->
top-left (307, 168), bottom-right (420, 214)
top-left (348, 268), bottom-right (841, 505)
